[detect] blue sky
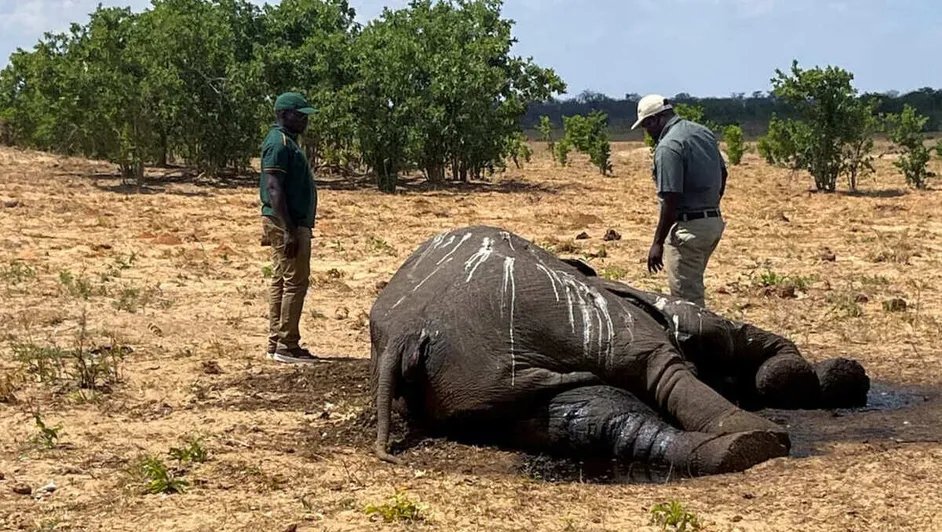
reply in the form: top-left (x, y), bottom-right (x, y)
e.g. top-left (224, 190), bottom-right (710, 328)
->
top-left (1, 0), bottom-right (939, 98)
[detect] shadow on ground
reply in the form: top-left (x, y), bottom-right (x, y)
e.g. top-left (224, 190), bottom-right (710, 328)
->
top-left (201, 359), bottom-right (942, 484)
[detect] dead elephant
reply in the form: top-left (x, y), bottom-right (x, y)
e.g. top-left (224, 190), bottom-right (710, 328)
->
top-left (370, 226), bottom-right (870, 476)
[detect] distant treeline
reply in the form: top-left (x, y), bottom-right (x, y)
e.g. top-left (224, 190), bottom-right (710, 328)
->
top-left (523, 88), bottom-right (942, 139)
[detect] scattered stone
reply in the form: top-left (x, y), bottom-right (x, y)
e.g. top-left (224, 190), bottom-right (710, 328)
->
top-left (12, 483), bottom-right (31, 495)
top-left (0, 471), bottom-right (4, 480)
top-left (602, 229), bottom-right (622, 241)
top-left (575, 232), bottom-right (590, 240)
top-left (202, 360), bottom-right (223, 375)
top-left (374, 280), bottom-right (388, 291)
top-left (3, 199), bottom-right (20, 208)
top-left (283, 525), bottom-right (299, 532)
top-left (819, 248), bottom-right (836, 262)
top-left (334, 307), bottom-right (350, 320)
top-left (854, 293), bottom-right (870, 304)
top-left (34, 481), bottom-right (56, 497)
top-left (777, 212), bottom-right (790, 223)
top-left (715, 286), bottom-right (730, 295)
top-left (883, 298), bottom-right (908, 312)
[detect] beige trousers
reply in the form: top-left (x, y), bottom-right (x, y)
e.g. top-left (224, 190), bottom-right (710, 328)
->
top-left (263, 216), bottom-right (312, 351)
top-left (664, 216), bottom-right (726, 307)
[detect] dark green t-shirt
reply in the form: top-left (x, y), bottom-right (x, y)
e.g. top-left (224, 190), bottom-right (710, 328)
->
top-left (259, 125), bottom-right (316, 228)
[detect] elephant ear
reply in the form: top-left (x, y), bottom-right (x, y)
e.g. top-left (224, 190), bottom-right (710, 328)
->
top-left (560, 258), bottom-right (598, 277)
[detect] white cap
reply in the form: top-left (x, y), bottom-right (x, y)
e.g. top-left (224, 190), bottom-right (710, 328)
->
top-left (631, 94), bottom-right (672, 130)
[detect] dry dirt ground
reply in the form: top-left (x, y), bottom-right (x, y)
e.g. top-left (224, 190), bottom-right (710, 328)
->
top-left (1, 142), bottom-right (941, 532)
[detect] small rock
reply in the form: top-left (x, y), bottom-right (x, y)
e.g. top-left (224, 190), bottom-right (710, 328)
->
top-left (202, 360), bottom-right (223, 375)
top-left (742, 493), bottom-right (755, 500)
top-left (715, 286), bottom-right (730, 295)
top-left (34, 481), bottom-right (56, 496)
top-left (374, 280), bottom-right (388, 291)
top-left (334, 307), bottom-right (349, 320)
top-left (883, 298), bottom-right (908, 312)
top-left (854, 293), bottom-right (870, 304)
top-left (0, 471), bottom-right (4, 480)
top-left (732, 515), bottom-right (743, 523)
top-left (3, 199), bottom-right (20, 208)
top-left (283, 525), bottom-right (299, 532)
top-left (12, 483), bottom-right (31, 495)
top-left (575, 232), bottom-right (590, 240)
top-left (820, 248), bottom-right (836, 262)
top-left (778, 212), bottom-right (790, 223)
top-left (602, 229), bottom-right (622, 241)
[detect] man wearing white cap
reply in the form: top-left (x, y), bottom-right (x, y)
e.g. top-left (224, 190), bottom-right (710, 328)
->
top-left (632, 94), bottom-right (727, 307)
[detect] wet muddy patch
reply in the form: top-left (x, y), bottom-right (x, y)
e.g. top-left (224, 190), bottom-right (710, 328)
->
top-left (762, 381), bottom-right (942, 458)
top-left (205, 360), bottom-right (942, 484)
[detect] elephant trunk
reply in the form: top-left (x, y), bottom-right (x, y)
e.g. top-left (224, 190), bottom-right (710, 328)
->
top-left (374, 346), bottom-right (403, 464)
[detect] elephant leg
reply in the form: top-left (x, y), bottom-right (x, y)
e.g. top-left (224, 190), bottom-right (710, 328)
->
top-left (513, 385), bottom-right (788, 477)
top-left (645, 345), bottom-right (790, 447)
top-left (814, 358), bottom-right (870, 408)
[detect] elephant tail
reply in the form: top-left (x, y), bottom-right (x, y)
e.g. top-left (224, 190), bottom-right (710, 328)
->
top-left (374, 344), bottom-right (403, 464)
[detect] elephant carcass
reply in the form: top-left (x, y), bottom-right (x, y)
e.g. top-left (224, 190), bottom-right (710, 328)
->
top-left (370, 226), bottom-right (860, 476)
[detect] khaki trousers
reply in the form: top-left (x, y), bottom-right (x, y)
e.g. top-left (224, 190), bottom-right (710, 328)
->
top-left (263, 217), bottom-right (312, 351)
top-left (664, 216), bottom-right (726, 308)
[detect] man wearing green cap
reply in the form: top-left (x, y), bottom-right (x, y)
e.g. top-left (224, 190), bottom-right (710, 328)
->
top-left (260, 92), bottom-right (319, 363)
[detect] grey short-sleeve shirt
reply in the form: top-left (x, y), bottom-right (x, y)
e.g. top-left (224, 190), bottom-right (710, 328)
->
top-left (653, 116), bottom-right (726, 212)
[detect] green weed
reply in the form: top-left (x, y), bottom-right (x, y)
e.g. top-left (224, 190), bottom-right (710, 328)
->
top-left (364, 490), bottom-right (425, 523)
top-left (1, 261), bottom-right (36, 287)
top-left (366, 235), bottom-right (397, 256)
top-left (649, 500), bottom-right (701, 531)
top-left (133, 455), bottom-right (188, 495)
top-left (600, 264), bottom-right (628, 280)
top-left (32, 413), bottom-right (63, 449)
top-left (169, 436), bottom-right (209, 464)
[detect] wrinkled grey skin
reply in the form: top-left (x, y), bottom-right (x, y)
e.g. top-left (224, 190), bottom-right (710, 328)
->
top-left (370, 226), bottom-right (869, 476)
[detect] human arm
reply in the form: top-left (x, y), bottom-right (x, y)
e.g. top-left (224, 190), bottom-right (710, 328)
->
top-left (648, 144), bottom-right (684, 273)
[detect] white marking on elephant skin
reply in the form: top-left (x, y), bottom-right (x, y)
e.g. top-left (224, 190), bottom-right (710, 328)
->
top-left (436, 233), bottom-right (472, 265)
top-left (672, 315), bottom-right (681, 343)
top-left (500, 231), bottom-right (516, 252)
top-left (391, 295), bottom-right (407, 310)
top-left (464, 237), bottom-right (495, 282)
top-left (501, 257), bottom-right (517, 386)
top-left (654, 296), bottom-right (668, 311)
top-left (535, 263), bottom-right (561, 303)
top-left (532, 260), bottom-right (615, 360)
top-left (412, 231), bottom-right (449, 271)
top-left (412, 257), bottom-right (454, 293)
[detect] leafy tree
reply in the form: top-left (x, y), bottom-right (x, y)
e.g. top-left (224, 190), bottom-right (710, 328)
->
top-left (352, 0), bottom-right (563, 191)
top-left (504, 132), bottom-right (532, 168)
top-left (723, 125), bottom-right (745, 166)
top-left (886, 104), bottom-right (931, 189)
top-left (765, 60), bottom-right (877, 192)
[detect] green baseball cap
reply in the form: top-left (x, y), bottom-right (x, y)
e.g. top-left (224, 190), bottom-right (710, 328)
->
top-left (274, 92), bottom-right (316, 114)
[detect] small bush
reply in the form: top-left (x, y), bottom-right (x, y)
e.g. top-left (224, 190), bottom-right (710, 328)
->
top-left (366, 235), bottom-right (397, 256)
top-left (723, 125), bottom-right (745, 165)
top-left (169, 436), bottom-right (209, 464)
top-left (650, 500), bottom-right (701, 531)
top-left (32, 413), bottom-right (63, 449)
top-left (886, 104), bottom-right (931, 189)
top-left (133, 455), bottom-right (188, 495)
top-left (554, 138), bottom-right (571, 166)
top-left (0, 261), bottom-right (36, 287)
top-left (364, 490), bottom-right (425, 523)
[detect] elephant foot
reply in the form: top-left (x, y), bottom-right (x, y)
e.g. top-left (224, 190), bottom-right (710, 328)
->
top-left (755, 354), bottom-right (821, 409)
top-left (814, 358), bottom-right (870, 408)
top-left (671, 430), bottom-right (789, 476)
top-left (703, 409), bottom-right (790, 450)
